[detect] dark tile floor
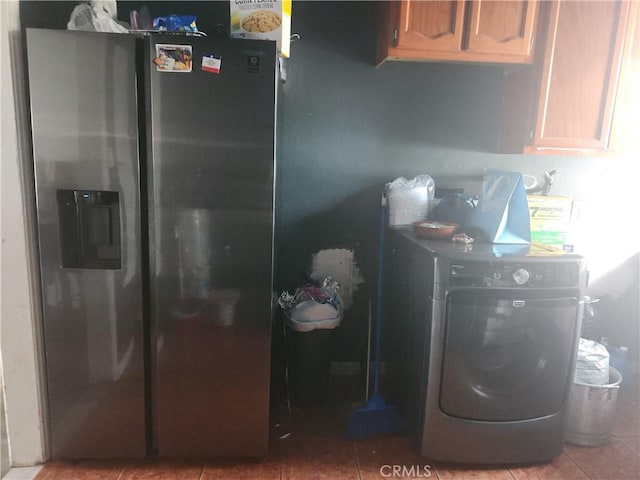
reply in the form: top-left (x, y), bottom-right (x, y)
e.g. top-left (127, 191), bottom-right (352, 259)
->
top-left (31, 377), bottom-right (640, 480)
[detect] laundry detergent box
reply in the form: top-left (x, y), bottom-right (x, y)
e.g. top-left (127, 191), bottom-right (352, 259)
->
top-left (527, 195), bottom-right (574, 251)
top-left (230, 0), bottom-right (292, 57)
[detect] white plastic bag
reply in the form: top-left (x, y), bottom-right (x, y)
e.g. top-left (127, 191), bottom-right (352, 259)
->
top-left (286, 301), bottom-right (342, 332)
top-left (575, 338), bottom-right (610, 385)
top-left (67, 2), bottom-right (129, 33)
top-left (278, 277), bottom-right (343, 332)
top-left (385, 175), bottom-right (435, 226)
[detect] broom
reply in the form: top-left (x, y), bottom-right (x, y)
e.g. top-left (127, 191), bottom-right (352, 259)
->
top-left (345, 194), bottom-right (406, 440)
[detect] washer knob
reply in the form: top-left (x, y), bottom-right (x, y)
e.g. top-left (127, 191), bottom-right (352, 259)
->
top-left (513, 268), bottom-right (530, 285)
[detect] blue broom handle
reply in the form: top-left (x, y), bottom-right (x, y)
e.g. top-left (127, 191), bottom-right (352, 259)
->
top-left (373, 194), bottom-right (386, 395)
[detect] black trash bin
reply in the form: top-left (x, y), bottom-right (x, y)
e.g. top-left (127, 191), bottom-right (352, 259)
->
top-left (285, 301), bottom-right (342, 407)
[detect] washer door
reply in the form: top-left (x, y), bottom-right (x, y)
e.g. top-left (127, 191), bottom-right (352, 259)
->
top-left (440, 291), bottom-right (579, 421)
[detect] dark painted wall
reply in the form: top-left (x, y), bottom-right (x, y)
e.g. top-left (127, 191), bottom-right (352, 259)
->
top-left (276, 1), bottom-right (639, 366)
top-left (20, 1), bottom-right (639, 370)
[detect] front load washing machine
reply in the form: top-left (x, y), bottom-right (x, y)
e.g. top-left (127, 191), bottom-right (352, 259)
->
top-left (384, 227), bottom-right (587, 465)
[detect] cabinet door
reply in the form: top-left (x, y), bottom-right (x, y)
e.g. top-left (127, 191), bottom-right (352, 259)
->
top-left (396, 0), bottom-right (465, 52)
top-left (531, 1), bottom-right (630, 151)
top-left (610, 0), bottom-right (640, 152)
top-left (467, 0), bottom-right (538, 60)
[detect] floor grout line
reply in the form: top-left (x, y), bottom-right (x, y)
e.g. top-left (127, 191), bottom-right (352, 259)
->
top-left (351, 442), bottom-right (362, 480)
top-left (431, 462), bottom-right (442, 480)
top-left (114, 465), bottom-right (124, 480)
top-left (279, 439), bottom-right (285, 480)
top-left (563, 446), bottom-right (596, 480)
top-left (278, 440), bottom-right (283, 480)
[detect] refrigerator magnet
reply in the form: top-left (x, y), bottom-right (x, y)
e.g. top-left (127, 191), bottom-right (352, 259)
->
top-left (202, 54), bottom-right (222, 74)
top-left (154, 44), bottom-right (192, 72)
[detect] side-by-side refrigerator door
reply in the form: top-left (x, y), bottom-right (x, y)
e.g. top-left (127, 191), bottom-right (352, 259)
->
top-left (26, 29), bottom-right (146, 458)
top-left (146, 36), bottom-right (276, 457)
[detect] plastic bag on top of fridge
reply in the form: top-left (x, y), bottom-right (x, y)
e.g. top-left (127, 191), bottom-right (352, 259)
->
top-left (67, 1), bottom-right (129, 33)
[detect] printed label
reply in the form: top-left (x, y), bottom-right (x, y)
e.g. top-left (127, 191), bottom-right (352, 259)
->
top-left (202, 54), bottom-right (222, 74)
top-left (247, 55), bottom-right (261, 74)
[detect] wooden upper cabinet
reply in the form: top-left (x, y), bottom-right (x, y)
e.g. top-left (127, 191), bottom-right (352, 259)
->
top-left (530, 1), bottom-right (631, 152)
top-left (609, 0), bottom-right (639, 153)
top-left (377, 0), bottom-right (540, 65)
top-left (467, 0), bottom-right (538, 57)
top-left (396, 0), bottom-right (465, 53)
top-left (499, 0), bottom-right (636, 155)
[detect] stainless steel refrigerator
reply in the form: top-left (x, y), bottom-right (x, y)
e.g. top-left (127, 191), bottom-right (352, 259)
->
top-left (26, 29), bottom-right (276, 458)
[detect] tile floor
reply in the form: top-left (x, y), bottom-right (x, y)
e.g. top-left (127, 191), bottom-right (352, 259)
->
top-left (14, 378), bottom-right (640, 480)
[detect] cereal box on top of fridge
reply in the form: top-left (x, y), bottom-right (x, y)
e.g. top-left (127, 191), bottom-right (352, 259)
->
top-left (230, 0), bottom-right (292, 58)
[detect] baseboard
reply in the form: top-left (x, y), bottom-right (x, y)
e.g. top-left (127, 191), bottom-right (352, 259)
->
top-left (2, 465), bottom-right (43, 480)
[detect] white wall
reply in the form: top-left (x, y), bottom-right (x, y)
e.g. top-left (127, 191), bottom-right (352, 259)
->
top-left (1, 362), bottom-right (9, 477)
top-left (0, 0), bottom-right (46, 467)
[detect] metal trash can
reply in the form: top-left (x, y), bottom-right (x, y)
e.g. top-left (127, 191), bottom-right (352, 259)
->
top-left (565, 366), bottom-right (622, 446)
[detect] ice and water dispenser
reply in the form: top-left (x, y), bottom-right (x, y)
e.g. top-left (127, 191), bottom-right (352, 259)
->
top-left (57, 189), bottom-right (121, 269)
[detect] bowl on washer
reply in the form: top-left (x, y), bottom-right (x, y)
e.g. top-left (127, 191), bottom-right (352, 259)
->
top-left (412, 221), bottom-right (459, 239)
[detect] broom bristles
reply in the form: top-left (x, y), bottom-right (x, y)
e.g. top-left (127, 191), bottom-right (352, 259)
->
top-left (344, 393), bottom-right (406, 440)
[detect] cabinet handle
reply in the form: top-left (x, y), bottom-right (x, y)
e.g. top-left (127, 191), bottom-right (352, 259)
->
top-left (393, 27), bottom-right (398, 46)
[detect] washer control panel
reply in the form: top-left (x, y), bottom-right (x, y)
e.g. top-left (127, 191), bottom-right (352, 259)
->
top-left (449, 261), bottom-right (580, 288)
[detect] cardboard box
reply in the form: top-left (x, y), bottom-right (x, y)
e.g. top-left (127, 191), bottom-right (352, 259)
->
top-left (230, 0), bottom-right (292, 58)
top-left (527, 195), bottom-right (574, 251)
